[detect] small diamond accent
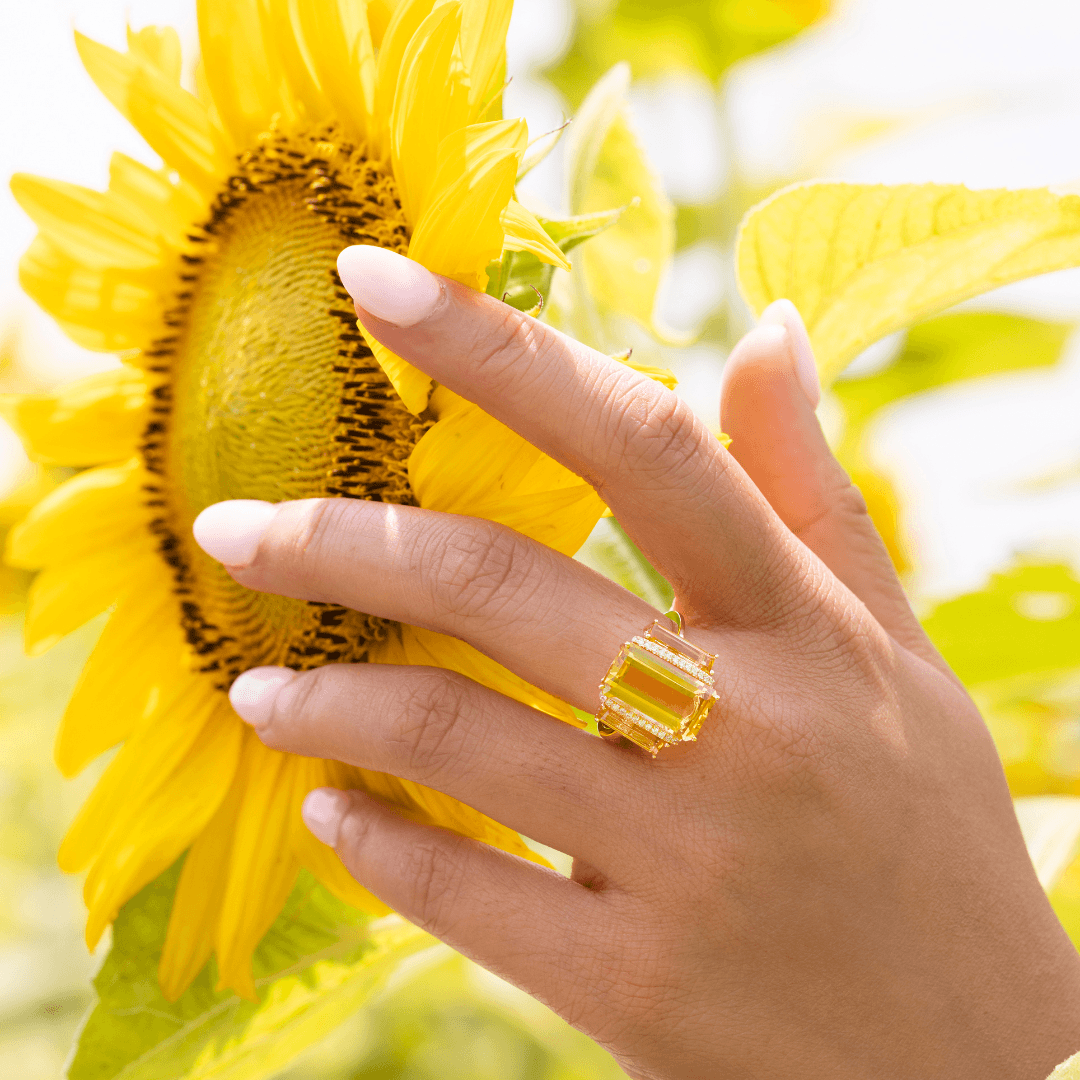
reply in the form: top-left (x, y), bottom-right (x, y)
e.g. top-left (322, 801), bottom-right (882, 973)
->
top-left (598, 695), bottom-right (679, 744)
top-left (633, 636), bottom-right (714, 684)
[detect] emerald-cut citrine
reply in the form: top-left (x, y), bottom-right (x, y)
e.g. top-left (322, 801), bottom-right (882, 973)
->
top-left (602, 642), bottom-right (712, 736)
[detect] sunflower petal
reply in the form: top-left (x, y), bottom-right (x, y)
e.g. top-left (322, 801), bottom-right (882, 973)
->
top-left (368, 0), bottom-right (399, 46)
top-left (196, 0), bottom-right (283, 146)
top-left (55, 579), bottom-right (186, 778)
top-left (10, 173), bottom-right (165, 271)
top-left (75, 32), bottom-right (230, 195)
top-left (126, 25), bottom-right (183, 82)
top-left (373, 0), bottom-right (438, 161)
top-left (410, 394), bottom-right (541, 510)
top-left (23, 539), bottom-right (159, 656)
top-left (466, 484), bottom-right (605, 556)
top-left (215, 738), bottom-right (303, 999)
top-left (390, 2), bottom-right (471, 223)
top-left (374, 623), bottom-right (581, 727)
top-left (108, 152), bottom-right (198, 251)
top-left (408, 145), bottom-right (518, 289)
top-left (295, 0), bottom-right (375, 138)
top-left (82, 701), bottom-right (244, 949)
top-left (360, 328), bottom-right (432, 416)
top-left (18, 236), bottom-right (169, 353)
top-left (0, 367), bottom-right (151, 465)
top-left (159, 774), bottom-right (243, 1001)
top-left (128, 65), bottom-right (232, 199)
top-left (291, 757), bottom-right (391, 915)
top-left (460, 0), bottom-right (512, 116)
top-left (59, 675), bottom-right (224, 874)
top-left (501, 199), bottom-right (571, 270)
top-left (257, 0), bottom-right (326, 124)
top-left (6, 460), bottom-right (145, 569)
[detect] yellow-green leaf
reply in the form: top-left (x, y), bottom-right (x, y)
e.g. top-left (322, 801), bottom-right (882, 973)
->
top-left (68, 862), bottom-right (436, 1080)
top-left (561, 63), bottom-right (685, 350)
top-left (736, 181), bottom-right (1080, 385)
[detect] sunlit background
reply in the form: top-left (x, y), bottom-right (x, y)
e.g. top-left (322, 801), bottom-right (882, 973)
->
top-left (3, 0), bottom-right (1080, 1076)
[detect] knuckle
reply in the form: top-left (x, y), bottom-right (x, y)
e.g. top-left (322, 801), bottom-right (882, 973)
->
top-left (404, 838), bottom-right (468, 938)
top-left (427, 519), bottom-right (537, 627)
top-left (470, 307), bottom-right (544, 386)
top-left (387, 671), bottom-right (474, 784)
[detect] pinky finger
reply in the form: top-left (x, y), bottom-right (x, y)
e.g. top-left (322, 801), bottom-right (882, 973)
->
top-left (303, 788), bottom-right (602, 993)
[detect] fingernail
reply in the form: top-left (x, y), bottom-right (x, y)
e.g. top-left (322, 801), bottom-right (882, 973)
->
top-left (302, 788), bottom-right (351, 847)
top-left (192, 500), bottom-right (277, 567)
top-left (337, 245), bottom-right (442, 327)
top-left (229, 666), bottom-right (297, 726)
top-left (759, 299), bottom-right (821, 409)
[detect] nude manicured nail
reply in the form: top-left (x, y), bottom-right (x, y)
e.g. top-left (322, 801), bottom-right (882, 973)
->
top-left (759, 298), bottom-right (821, 409)
top-left (336, 245), bottom-right (442, 327)
top-left (302, 788), bottom-right (351, 847)
top-left (229, 666), bottom-right (297, 726)
top-left (192, 500), bottom-right (277, 567)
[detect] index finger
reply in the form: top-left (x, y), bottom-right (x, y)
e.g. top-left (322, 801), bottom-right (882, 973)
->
top-left (337, 245), bottom-right (799, 628)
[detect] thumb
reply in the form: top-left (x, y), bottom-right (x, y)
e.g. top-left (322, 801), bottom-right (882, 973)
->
top-left (720, 301), bottom-right (938, 666)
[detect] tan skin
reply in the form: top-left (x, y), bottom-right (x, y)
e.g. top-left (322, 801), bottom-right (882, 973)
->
top-left (196, 264), bottom-right (1080, 1079)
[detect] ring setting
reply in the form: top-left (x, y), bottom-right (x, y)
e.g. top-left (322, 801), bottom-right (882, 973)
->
top-left (596, 612), bottom-right (718, 756)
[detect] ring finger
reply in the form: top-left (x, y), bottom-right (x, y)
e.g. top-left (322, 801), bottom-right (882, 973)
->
top-left (230, 659), bottom-right (648, 868)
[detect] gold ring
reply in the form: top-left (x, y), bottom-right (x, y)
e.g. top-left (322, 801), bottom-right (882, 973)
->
top-left (596, 611), bottom-right (718, 756)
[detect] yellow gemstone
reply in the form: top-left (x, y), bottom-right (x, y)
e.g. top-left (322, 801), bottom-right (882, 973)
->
top-left (601, 642), bottom-right (716, 742)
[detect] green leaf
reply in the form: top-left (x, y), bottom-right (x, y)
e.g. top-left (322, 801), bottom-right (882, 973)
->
top-left (556, 63), bottom-right (685, 351)
top-left (574, 517), bottom-right (673, 612)
top-left (829, 314), bottom-right (1071, 573)
top-left (69, 862), bottom-right (435, 1080)
top-left (735, 181), bottom-right (1080, 385)
top-left (545, 0), bottom-right (829, 105)
top-left (921, 561), bottom-right (1080, 690)
top-left (487, 208), bottom-right (626, 313)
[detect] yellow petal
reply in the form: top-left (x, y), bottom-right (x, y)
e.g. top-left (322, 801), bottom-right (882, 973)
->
top-left (410, 394), bottom-right (543, 512)
top-left (291, 757), bottom-right (391, 915)
top-left (368, 0), bottom-right (399, 46)
top-left (18, 235), bottom-right (169, 354)
top-left (24, 538), bottom-right (159, 656)
top-left (126, 25), bottom-right (183, 82)
top-left (55, 579), bottom-right (186, 778)
top-left (82, 700), bottom-right (244, 949)
top-left (75, 31), bottom-right (230, 196)
top-left (108, 152), bottom-right (199, 251)
top-left (0, 366), bottom-right (151, 466)
top-left (360, 326), bottom-right (432, 416)
top-left (159, 773), bottom-right (243, 1001)
top-left (258, 0), bottom-right (327, 124)
top-left (196, 0), bottom-right (282, 147)
top-left (465, 484), bottom-right (605, 556)
top-left (10, 173), bottom-right (165, 271)
top-left (295, 0), bottom-right (374, 139)
top-left (373, 0), bottom-right (438, 161)
top-left (215, 737), bottom-right (303, 999)
top-left (6, 460), bottom-right (144, 569)
top-left (373, 623), bottom-right (580, 727)
top-left (408, 144), bottom-right (518, 288)
top-left (459, 0), bottom-right (512, 116)
top-left (59, 675), bottom-right (224, 872)
top-left (501, 199), bottom-right (571, 270)
top-left (390, 1), bottom-right (471, 224)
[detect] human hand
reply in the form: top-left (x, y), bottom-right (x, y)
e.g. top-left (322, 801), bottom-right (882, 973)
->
top-left (191, 247), bottom-right (1080, 1080)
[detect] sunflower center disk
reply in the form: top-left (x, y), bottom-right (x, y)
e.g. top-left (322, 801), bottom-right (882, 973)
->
top-left (149, 132), bottom-right (425, 685)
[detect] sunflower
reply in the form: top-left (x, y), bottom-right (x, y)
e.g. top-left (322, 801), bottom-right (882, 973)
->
top-left (3, 0), bottom-right (609, 1001)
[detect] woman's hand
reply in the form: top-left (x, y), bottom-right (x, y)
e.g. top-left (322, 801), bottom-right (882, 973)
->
top-left (191, 247), bottom-right (1080, 1080)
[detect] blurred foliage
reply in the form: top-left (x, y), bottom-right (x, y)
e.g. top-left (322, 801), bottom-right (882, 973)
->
top-left (830, 313), bottom-right (1072, 574)
top-left (546, 0), bottom-right (829, 104)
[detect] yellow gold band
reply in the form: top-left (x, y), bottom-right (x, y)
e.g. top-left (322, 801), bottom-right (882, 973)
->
top-left (596, 614), bottom-right (718, 756)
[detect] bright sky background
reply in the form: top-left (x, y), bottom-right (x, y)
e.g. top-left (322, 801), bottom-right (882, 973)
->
top-left (2, 0), bottom-right (1079, 600)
